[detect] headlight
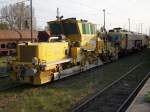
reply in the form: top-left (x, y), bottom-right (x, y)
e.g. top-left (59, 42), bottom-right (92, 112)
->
top-left (39, 60), bottom-right (46, 71)
top-left (32, 57), bottom-right (38, 65)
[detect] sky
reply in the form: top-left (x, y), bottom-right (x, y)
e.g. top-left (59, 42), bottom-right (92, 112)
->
top-left (0, 0), bottom-right (150, 34)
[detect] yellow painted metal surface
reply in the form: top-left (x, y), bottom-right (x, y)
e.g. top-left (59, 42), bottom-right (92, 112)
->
top-left (48, 19), bottom-right (97, 51)
top-left (67, 34), bottom-right (81, 42)
top-left (71, 47), bottom-right (81, 64)
top-left (37, 42), bottom-right (68, 62)
top-left (17, 42), bottom-right (69, 63)
top-left (96, 38), bottom-right (105, 54)
top-left (33, 71), bottom-right (53, 85)
top-left (67, 34), bottom-right (96, 51)
top-left (121, 38), bottom-right (127, 49)
top-left (78, 22), bottom-right (83, 34)
top-left (81, 35), bottom-right (96, 51)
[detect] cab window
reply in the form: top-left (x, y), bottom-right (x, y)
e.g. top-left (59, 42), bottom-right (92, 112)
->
top-left (90, 24), bottom-right (96, 34)
top-left (49, 22), bottom-right (63, 35)
top-left (62, 22), bottom-right (78, 35)
top-left (82, 23), bottom-right (91, 34)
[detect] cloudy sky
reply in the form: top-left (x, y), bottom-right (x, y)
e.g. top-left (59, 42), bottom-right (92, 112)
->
top-left (0, 0), bottom-right (150, 34)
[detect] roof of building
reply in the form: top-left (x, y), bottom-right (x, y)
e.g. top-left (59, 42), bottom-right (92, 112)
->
top-left (0, 30), bottom-right (37, 41)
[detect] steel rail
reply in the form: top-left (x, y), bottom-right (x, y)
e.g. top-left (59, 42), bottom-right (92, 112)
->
top-left (71, 63), bottom-right (142, 112)
top-left (0, 75), bottom-right (9, 79)
top-left (116, 72), bottom-right (150, 112)
top-left (0, 83), bottom-right (22, 92)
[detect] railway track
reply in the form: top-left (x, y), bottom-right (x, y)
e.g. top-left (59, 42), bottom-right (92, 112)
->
top-left (0, 83), bottom-right (22, 92)
top-left (0, 74), bottom-right (9, 79)
top-left (71, 63), bottom-right (150, 112)
top-left (0, 74), bottom-right (22, 92)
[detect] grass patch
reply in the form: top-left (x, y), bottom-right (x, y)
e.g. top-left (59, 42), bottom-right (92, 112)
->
top-left (0, 56), bottom-right (16, 89)
top-left (145, 91), bottom-right (150, 103)
top-left (0, 57), bottom-right (7, 67)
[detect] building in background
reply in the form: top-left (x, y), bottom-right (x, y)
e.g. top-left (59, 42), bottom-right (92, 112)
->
top-left (0, 30), bottom-right (37, 56)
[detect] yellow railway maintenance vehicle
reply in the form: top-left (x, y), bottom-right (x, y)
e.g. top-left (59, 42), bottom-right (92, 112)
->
top-left (10, 18), bottom-right (116, 85)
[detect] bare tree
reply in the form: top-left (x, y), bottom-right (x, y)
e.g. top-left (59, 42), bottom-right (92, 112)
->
top-left (1, 3), bottom-right (36, 41)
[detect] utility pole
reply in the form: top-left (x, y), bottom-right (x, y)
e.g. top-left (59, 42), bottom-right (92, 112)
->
top-left (30, 0), bottom-right (33, 42)
top-left (149, 26), bottom-right (150, 36)
top-left (141, 23), bottom-right (143, 34)
top-left (138, 23), bottom-right (140, 34)
top-left (103, 9), bottom-right (106, 31)
top-left (102, 9), bottom-right (108, 50)
top-left (136, 24), bottom-right (138, 33)
top-left (128, 18), bottom-right (130, 32)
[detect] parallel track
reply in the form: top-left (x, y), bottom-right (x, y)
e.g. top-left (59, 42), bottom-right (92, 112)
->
top-left (71, 63), bottom-right (149, 112)
top-left (117, 72), bottom-right (150, 112)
